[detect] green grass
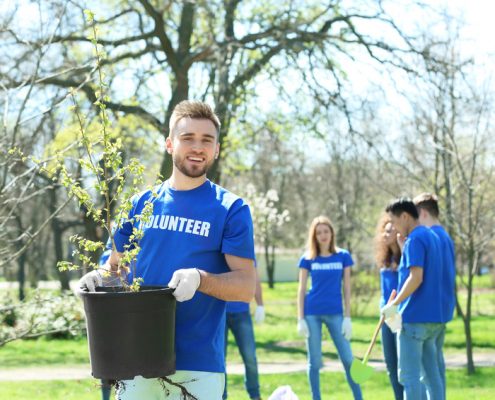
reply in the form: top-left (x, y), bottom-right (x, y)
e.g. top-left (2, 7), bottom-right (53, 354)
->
top-left (1, 283), bottom-right (494, 368)
top-left (0, 368), bottom-right (494, 399)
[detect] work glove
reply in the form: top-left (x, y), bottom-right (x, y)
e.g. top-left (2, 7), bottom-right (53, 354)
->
top-left (297, 318), bottom-right (309, 338)
top-left (380, 303), bottom-right (398, 319)
top-left (385, 313), bottom-right (402, 333)
top-left (341, 317), bottom-right (352, 340)
top-left (254, 305), bottom-right (265, 324)
top-left (381, 302), bottom-right (402, 332)
top-left (78, 268), bottom-right (123, 293)
top-left (168, 268), bottom-right (201, 302)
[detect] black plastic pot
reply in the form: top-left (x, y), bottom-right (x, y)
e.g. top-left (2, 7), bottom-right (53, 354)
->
top-left (80, 285), bottom-right (176, 380)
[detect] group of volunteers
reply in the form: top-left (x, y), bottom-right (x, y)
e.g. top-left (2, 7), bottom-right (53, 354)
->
top-left (79, 100), bottom-right (455, 400)
top-left (297, 195), bottom-right (455, 400)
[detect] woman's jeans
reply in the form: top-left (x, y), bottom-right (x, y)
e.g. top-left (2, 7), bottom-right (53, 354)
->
top-left (381, 323), bottom-right (403, 400)
top-left (398, 323), bottom-right (444, 400)
top-left (223, 311), bottom-right (260, 399)
top-left (305, 314), bottom-right (362, 400)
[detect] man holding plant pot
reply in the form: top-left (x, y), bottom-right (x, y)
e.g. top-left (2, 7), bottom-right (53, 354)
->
top-left (80, 100), bottom-right (257, 399)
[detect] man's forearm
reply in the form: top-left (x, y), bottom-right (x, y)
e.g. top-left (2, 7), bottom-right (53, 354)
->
top-left (197, 268), bottom-right (256, 302)
top-left (393, 269), bottom-right (423, 305)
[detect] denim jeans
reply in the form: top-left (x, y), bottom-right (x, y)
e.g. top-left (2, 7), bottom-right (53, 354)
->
top-left (398, 323), bottom-right (444, 400)
top-left (436, 324), bottom-right (446, 399)
top-left (224, 311), bottom-right (260, 399)
top-left (381, 324), bottom-right (403, 400)
top-left (305, 314), bottom-right (362, 400)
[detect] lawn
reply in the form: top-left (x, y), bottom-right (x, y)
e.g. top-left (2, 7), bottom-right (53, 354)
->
top-left (0, 276), bottom-right (493, 399)
top-left (0, 368), bottom-right (494, 399)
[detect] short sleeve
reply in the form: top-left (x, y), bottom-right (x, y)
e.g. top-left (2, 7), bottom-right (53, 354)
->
top-left (405, 237), bottom-right (426, 269)
top-left (298, 255), bottom-right (311, 270)
top-left (221, 200), bottom-right (255, 260)
top-left (343, 251), bottom-right (354, 268)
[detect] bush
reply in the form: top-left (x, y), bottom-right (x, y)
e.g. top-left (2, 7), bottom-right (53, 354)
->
top-left (0, 290), bottom-right (86, 344)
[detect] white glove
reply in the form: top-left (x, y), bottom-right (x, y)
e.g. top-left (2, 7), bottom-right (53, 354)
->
top-left (385, 313), bottom-right (402, 333)
top-left (381, 303), bottom-right (398, 319)
top-left (254, 305), bottom-right (265, 324)
top-left (297, 318), bottom-right (309, 338)
top-left (167, 268), bottom-right (201, 302)
top-left (341, 317), bottom-right (352, 340)
top-left (78, 268), bottom-right (122, 292)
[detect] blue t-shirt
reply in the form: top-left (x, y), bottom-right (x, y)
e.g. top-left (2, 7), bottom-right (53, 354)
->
top-left (431, 225), bottom-right (456, 323)
top-left (113, 180), bottom-right (255, 373)
top-left (380, 268), bottom-right (399, 308)
top-left (397, 225), bottom-right (444, 323)
top-left (298, 249), bottom-right (353, 316)
top-left (99, 249), bottom-right (111, 265)
top-left (226, 301), bottom-right (250, 313)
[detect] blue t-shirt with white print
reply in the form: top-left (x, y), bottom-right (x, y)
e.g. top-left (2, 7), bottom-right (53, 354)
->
top-left (298, 249), bottom-right (353, 316)
top-left (113, 179), bottom-right (255, 373)
top-left (398, 225), bottom-right (444, 323)
top-left (431, 225), bottom-right (456, 323)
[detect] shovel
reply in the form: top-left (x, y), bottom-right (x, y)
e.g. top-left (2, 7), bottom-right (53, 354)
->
top-left (350, 289), bottom-right (397, 384)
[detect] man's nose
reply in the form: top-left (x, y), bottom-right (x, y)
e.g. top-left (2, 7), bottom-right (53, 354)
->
top-left (190, 140), bottom-right (204, 151)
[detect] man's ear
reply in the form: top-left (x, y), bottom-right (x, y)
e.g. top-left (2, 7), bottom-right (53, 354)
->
top-left (214, 143), bottom-right (220, 159)
top-left (165, 136), bottom-right (173, 155)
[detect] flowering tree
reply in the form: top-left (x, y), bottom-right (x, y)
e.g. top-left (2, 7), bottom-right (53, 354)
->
top-left (244, 184), bottom-right (290, 288)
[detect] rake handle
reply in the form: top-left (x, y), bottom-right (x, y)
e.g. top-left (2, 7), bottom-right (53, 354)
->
top-left (362, 314), bottom-right (385, 363)
top-left (362, 289), bottom-right (397, 363)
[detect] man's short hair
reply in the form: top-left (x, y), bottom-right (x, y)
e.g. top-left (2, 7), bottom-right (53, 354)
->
top-left (413, 192), bottom-right (440, 218)
top-left (385, 197), bottom-right (419, 219)
top-left (169, 100), bottom-right (221, 137)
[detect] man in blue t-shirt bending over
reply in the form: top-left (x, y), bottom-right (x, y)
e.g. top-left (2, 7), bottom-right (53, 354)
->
top-left (79, 100), bottom-right (256, 399)
top-left (381, 198), bottom-right (445, 400)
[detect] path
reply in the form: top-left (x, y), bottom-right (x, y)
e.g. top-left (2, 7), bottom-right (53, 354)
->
top-left (0, 352), bottom-right (494, 381)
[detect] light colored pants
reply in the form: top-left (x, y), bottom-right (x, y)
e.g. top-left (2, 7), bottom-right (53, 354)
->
top-left (116, 370), bottom-right (225, 400)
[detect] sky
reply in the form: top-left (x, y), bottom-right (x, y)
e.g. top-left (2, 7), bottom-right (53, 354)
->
top-left (5, 0), bottom-right (494, 162)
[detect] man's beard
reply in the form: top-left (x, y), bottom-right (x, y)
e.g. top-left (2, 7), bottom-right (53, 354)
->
top-left (173, 153), bottom-right (214, 178)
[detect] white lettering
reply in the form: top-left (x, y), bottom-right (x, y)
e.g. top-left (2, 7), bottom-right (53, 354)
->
top-left (185, 219), bottom-right (194, 233)
top-left (143, 214), bottom-right (210, 238)
top-left (311, 262), bottom-right (343, 271)
top-left (178, 217), bottom-right (188, 232)
top-left (159, 215), bottom-right (169, 229)
top-left (200, 221), bottom-right (210, 237)
top-left (192, 220), bottom-right (201, 235)
top-left (168, 216), bottom-right (179, 231)
top-left (144, 215), bottom-right (155, 229)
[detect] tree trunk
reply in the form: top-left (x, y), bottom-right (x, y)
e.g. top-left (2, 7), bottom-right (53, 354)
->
top-left (265, 240), bottom-right (275, 289)
top-left (49, 188), bottom-right (71, 290)
top-left (17, 247), bottom-right (26, 301)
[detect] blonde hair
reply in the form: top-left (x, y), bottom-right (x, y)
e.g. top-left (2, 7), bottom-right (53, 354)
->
top-left (306, 215), bottom-right (337, 259)
top-left (169, 100), bottom-right (221, 137)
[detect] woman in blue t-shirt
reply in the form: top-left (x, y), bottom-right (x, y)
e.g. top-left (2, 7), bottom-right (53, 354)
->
top-left (375, 214), bottom-right (403, 400)
top-left (297, 215), bottom-right (362, 400)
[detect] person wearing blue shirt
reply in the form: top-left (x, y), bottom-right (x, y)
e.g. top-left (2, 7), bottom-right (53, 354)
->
top-left (223, 271), bottom-right (264, 400)
top-left (79, 100), bottom-right (256, 400)
top-left (296, 215), bottom-right (362, 400)
top-left (374, 214), bottom-right (403, 400)
top-left (381, 198), bottom-right (445, 400)
top-left (414, 193), bottom-right (456, 399)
